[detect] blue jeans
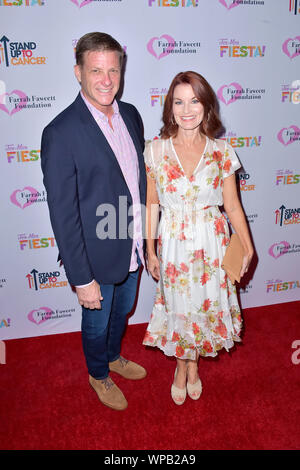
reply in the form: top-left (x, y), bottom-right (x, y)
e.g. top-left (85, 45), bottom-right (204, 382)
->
top-left (81, 265), bottom-right (141, 380)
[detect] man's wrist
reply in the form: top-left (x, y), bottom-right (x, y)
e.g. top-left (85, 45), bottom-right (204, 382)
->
top-left (76, 279), bottom-right (95, 288)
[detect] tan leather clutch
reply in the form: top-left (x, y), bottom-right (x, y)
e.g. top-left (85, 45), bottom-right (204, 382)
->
top-left (221, 233), bottom-right (245, 284)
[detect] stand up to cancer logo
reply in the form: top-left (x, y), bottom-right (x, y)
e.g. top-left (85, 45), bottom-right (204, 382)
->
top-left (275, 205), bottom-right (300, 227)
top-left (0, 35), bottom-right (46, 67)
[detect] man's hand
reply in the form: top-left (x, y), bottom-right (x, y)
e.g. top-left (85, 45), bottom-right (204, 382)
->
top-left (76, 280), bottom-right (103, 310)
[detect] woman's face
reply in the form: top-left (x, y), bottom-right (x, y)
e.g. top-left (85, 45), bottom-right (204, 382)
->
top-left (172, 83), bottom-right (204, 132)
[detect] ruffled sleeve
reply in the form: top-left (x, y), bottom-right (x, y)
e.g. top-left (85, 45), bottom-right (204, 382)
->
top-left (144, 140), bottom-right (156, 180)
top-left (222, 142), bottom-right (241, 178)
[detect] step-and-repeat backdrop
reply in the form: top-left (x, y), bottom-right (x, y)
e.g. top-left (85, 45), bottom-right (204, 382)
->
top-left (0, 0), bottom-right (299, 340)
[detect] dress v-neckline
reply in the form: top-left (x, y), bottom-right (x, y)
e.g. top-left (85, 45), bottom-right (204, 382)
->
top-left (170, 136), bottom-right (208, 180)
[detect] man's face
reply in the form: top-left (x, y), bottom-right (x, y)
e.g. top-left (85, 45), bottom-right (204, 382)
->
top-left (74, 49), bottom-right (121, 115)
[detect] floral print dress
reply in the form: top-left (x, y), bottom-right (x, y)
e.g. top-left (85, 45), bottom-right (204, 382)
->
top-left (143, 137), bottom-right (242, 359)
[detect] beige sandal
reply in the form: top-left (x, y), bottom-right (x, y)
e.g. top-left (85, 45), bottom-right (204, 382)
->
top-left (187, 378), bottom-right (202, 400)
top-left (171, 368), bottom-right (187, 405)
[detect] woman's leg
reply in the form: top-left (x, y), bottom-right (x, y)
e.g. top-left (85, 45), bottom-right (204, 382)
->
top-left (186, 351), bottom-right (202, 400)
top-left (187, 350), bottom-right (200, 384)
top-left (171, 357), bottom-right (187, 404)
top-left (173, 357), bottom-right (187, 388)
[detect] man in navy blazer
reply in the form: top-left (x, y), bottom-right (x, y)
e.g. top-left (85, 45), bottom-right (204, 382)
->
top-left (41, 32), bottom-right (147, 411)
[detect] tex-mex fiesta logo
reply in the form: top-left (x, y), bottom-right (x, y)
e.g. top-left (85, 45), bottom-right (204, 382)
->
top-left (150, 87), bottom-right (167, 107)
top-left (18, 233), bottom-right (56, 250)
top-left (219, 38), bottom-right (265, 58)
top-left (281, 81), bottom-right (300, 104)
top-left (276, 169), bottom-right (300, 186)
top-left (0, 0), bottom-right (44, 5)
top-left (26, 268), bottom-right (68, 291)
top-left (0, 318), bottom-right (10, 329)
top-left (148, 0), bottom-right (199, 6)
top-left (266, 279), bottom-right (300, 293)
top-left (221, 132), bottom-right (261, 148)
top-left (5, 144), bottom-right (40, 163)
top-left (0, 35), bottom-right (46, 67)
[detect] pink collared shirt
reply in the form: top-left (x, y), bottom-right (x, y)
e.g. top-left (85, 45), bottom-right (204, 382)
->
top-left (77, 93), bottom-right (144, 287)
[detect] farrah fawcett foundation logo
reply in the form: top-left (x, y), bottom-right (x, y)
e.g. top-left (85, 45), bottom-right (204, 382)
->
top-left (147, 34), bottom-right (201, 59)
top-left (219, 0), bottom-right (264, 8)
top-left (0, 87), bottom-right (56, 115)
top-left (217, 82), bottom-right (265, 105)
top-left (27, 306), bottom-right (75, 325)
top-left (10, 187), bottom-right (46, 209)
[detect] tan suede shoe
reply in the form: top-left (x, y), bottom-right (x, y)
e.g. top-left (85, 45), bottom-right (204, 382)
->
top-left (89, 375), bottom-right (128, 410)
top-left (109, 356), bottom-right (147, 380)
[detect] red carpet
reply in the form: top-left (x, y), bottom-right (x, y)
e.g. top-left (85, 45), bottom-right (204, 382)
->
top-left (1, 301), bottom-right (299, 450)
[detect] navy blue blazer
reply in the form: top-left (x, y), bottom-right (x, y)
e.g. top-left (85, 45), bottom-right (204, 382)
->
top-left (41, 93), bottom-right (146, 286)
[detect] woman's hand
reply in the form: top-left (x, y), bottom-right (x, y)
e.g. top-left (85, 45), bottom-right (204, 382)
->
top-left (147, 253), bottom-right (160, 281)
top-left (240, 251), bottom-right (253, 278)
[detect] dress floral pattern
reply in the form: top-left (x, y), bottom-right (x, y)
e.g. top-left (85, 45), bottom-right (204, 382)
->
top-left (143, 137), bottom-right (242, 359)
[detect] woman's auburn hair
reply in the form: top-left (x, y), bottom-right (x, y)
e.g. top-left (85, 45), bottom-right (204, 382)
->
top-left (160, 71), bottom-right (223, 140)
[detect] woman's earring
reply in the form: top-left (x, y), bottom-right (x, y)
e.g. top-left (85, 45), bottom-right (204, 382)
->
top-left (171, 116), bottom-right (177, 126)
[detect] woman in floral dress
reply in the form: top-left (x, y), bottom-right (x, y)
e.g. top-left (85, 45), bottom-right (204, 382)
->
top-left (143, 71), bottom-right (253, 405)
